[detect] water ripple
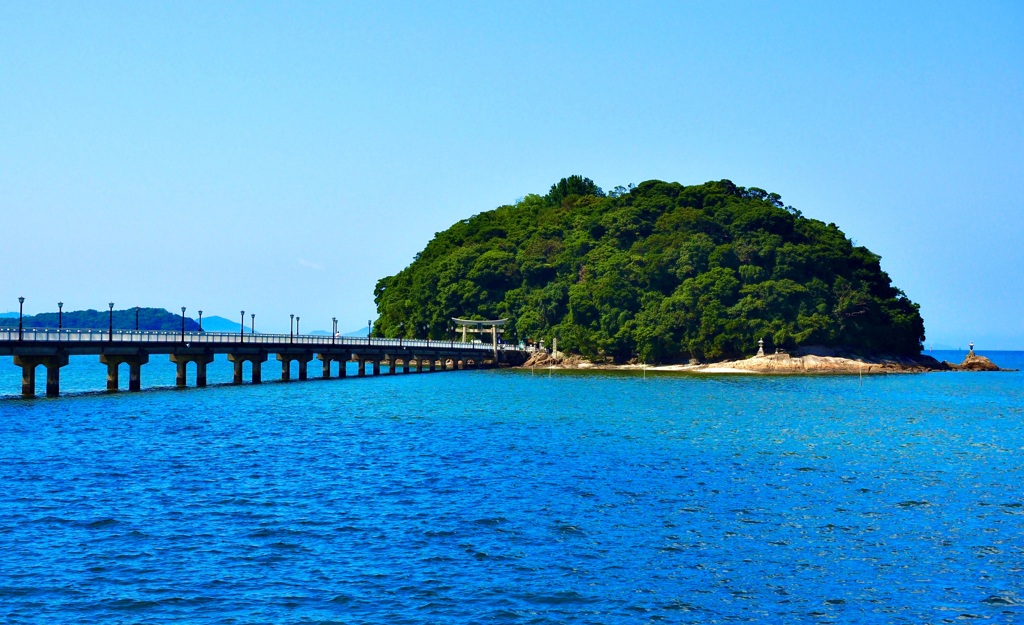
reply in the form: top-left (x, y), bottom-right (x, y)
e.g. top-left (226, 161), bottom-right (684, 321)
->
top-left (0, 361), bottom-right (1021, 622)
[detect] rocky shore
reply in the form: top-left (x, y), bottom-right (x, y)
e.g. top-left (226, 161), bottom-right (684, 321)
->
top-left (520, 351), bottom-right (1015, 375)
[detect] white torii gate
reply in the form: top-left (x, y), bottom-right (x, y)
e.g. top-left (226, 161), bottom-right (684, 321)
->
top-left (452, 318), bottom-right (507, 359)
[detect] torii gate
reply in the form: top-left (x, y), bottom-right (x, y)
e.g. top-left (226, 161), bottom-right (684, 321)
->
top-left (452, 317), bottom-right (507, 359)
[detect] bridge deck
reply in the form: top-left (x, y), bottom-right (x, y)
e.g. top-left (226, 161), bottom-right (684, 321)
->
top-left (0, 328), bottom-right (526, 397)
top-left (0, 328), bottom-right (514, 352)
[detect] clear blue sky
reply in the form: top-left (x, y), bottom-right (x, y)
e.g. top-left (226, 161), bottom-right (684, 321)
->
top-left (2, 1), bottom-right (1021, 348)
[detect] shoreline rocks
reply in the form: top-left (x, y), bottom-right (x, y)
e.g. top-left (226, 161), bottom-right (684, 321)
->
top-left (519, 351), bottom-right (1016, 375)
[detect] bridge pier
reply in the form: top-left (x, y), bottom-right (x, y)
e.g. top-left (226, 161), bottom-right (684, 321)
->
top-left (277, 352), bottom-right (313, 381)
top-left (317, 352), bottom-right (350, 379)
top-left (228, 352), bottom-right (268, 384)
top-left (130, 362), bottom-right (142, 390)
top-left (169, 352), bottom-right (215, 388)
top-left (13, 354), bottom-right (68, 397)
top-left (100, 353), bottom-right (150, 392)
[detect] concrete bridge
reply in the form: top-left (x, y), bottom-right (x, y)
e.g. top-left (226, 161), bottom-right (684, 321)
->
top-left (0, 328), bottom-right (526, 397)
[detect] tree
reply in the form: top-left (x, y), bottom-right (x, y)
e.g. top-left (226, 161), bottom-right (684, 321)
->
top-left (546, 175), bottom-right (605, 205)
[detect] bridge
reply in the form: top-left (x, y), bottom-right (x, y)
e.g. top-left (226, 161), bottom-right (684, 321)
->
top-left (0, 327), bottom-right (527, 398)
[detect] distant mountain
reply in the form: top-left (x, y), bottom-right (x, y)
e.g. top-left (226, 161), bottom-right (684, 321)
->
top-left (0, 307), bottom-right (346, 336)
top-left (201, 315), bottom-right (249, 333)
top-left (0, 307), bottom-right (200, 332)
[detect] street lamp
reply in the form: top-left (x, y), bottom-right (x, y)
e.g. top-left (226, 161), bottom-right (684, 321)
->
top-left (251, 313), bottom-right (255, 336)
top-left (17, 296), bottom-right (24, 341)
top-left (181, 307), bottom-right (186, 342)
top-left (240, 310), bottom-right (245, 343)
top-left (108, 302), bottom-right (114, 342)
top-left (58, 301), bottom-right (63, 332)
top-left (290, 314), bottom-right (294, 343)
top-left (135, 306), bottom-right (141, 331)
top-left (198, 310), bottom-right (203, 332)
top-left (296, 316), bottom-right (300, 338)
top-left (332, 317), bottom-right (337, 344)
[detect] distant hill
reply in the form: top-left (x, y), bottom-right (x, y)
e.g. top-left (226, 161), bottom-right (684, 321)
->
top-left (201, 315), bottom-right (249, 333)
top-left (0, 307), bottom-right (200, 332)
top-left (200, 315), bottom-right (332, 335)
top-left (0, 312), bottom-right (17, 319)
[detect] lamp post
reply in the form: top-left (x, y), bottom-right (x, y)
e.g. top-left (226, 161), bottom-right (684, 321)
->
top-left (240, 310), bottom-right (245, 343)
top-left (290, 314), bottom-right (294, 343)
top-left (332, 317), bottom-right (337, 344)
top-left (135, 306), bottom-right (141, 331)
top-left (197, 310), bottom-right (203, 332)
top-left (181, 307), bottom-right (186, 342)
top-left (17, 296), bottom-right (24, 341)
top-left (296, 316), bottom-right (300, 338)
top-left (58, 301), bottom-right (63, 332)
top-left (251, 313), bottom-right (255, 336)
top-left (108, 302), bottom-right (114, 342)
top-left (367, 319), bottom-right (372, 345)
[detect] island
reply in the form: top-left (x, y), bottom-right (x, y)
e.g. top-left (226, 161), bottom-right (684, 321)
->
top-left (0, 307), bottom-right (201, 332)
top-left (374, 176), bottom-right (931, 367)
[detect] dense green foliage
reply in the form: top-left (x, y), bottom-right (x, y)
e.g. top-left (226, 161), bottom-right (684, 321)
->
top-left (0, 308), bottom-right (201, 332)
top-left (374, 178), bottom-right (925, 362)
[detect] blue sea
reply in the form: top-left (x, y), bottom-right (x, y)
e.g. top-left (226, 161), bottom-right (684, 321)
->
top-left (0, 350), bottom-right (1022, 623)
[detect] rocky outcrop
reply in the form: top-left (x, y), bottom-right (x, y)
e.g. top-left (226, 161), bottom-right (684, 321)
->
top-left (948, 354), bottom-right (1004, 371)
top-left (522, 351), bottom-right (588, 368)
top-left (706, 353), bottom-right (911, 374)
top-left (690, 352), bottom-right (949, 374)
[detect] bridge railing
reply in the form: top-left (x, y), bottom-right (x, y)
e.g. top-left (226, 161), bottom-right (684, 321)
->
top-left (0, 328), bottom-right (522, 352)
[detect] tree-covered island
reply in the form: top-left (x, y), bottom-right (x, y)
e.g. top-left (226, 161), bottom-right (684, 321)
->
top-left (374, 177), bottom-right (925, 363)
top-left (0, 308), bottom-right (201, 332)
